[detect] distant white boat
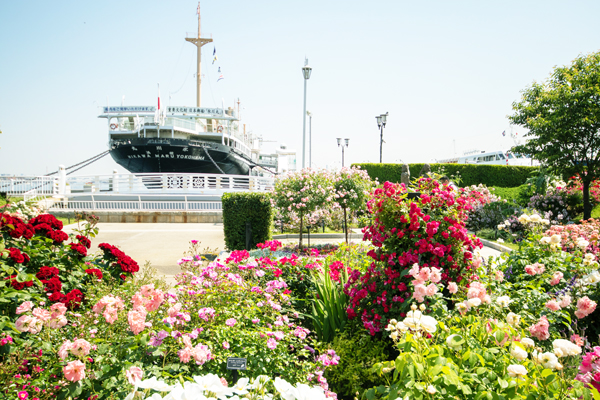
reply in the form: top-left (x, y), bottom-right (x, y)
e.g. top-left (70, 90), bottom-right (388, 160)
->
top-left (437, 149), bottom-right (539, 166)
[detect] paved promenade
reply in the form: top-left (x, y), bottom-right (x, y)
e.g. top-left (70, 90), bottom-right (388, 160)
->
top-left (65, 223), bottom-right (503, 281)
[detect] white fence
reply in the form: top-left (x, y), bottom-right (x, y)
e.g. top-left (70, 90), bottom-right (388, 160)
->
top-left (49, 195), bottom-right (222, 211)
top-left (0, 171), bottom-right (274, 197)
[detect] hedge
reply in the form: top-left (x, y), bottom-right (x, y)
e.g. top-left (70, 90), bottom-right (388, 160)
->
top-left (222, 192), bottom-right (273, 251)
top-left (352, 163), bottom-right (539, 188)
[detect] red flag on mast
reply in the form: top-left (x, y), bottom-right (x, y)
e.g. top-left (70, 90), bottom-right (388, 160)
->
top-left (157, 83), bottom-right (161, 110)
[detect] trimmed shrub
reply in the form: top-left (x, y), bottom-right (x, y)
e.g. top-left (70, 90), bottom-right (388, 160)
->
top-left (352, 163), bottom-right (538, 188)
top-left (492, 185), bottom-right (530, 206)
top-left (222, 192), bottom-right (272, 251)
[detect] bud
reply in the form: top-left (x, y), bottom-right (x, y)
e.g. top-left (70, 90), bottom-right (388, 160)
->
top-left (419, 304), bottom-right (426, 311)
top-left (411, 304), bottom-right (418, 311)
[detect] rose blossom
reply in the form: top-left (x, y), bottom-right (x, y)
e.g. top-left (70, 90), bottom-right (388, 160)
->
top-left (529, 316), bottom-right (550, 341)
top-left (63, 360), bottom-right (86, 382)
top-left (448, 282), bottom-right (458, 294)
top-left (545, 300), bottom-right (561, 312)
top-left (70, 339), bottom-right (92, 357)
top-left (128, 309), bottom-right (147, 335)
top-left (575, 296), bottom-right (597, 319)
top-left (267, 338), bottom-right (277, 349)
top-left (559, 294), bottom-right (572, 308)
top-left (16, 301), bottom-right (34, 315)
top-left (225, 318), bottom-right (237, 327)
top-left (32, 308), bottom-right (51, 322)
top-left (550, 272), bottom-right (563, 286)
top-left (126, 366), bottom-right (143, 385)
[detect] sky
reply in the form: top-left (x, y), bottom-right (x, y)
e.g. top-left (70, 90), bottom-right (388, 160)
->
top-left (1, 0), bottom-right (600, 176)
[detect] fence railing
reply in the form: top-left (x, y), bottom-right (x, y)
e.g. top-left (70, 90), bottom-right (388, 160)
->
top-left (0, 176), bottom-right (57, 196)
top-left (49, 195), bottom-right (222, 212)
top-left (1, 172), bottom-right (273, 197)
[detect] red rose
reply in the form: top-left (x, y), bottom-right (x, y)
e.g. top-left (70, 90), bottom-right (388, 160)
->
top-left (42, 277), bottom-right (62, 293)
top-left (85, 269), bottom-right (103, 280)
top-left (48, 292), bottom-right (66, 302)
top-left (65, 289), bottom-right (84, 309)
top-left (8, 247), bottom-right (25, 264)
top-left (36, 266), bottom-right (59, 280)
top-left (69, 243), bottom-right (87, 257)
top-left (76, 235), bottom-right (91, 249)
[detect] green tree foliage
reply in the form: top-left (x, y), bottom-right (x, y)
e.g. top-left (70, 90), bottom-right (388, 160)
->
top-left (331, 168), bottom-right (374, 243)
top-left (509, 51), bottom-right (600, 220)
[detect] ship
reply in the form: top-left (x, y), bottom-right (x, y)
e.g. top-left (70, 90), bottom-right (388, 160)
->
top-left (99, 4), bottom-right (269, 176)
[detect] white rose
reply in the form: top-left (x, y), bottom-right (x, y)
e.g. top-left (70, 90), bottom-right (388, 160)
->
top-left (506, 312), bottom-right (520, 327)
top-left (539, 352), bottom-right (559, 369)
top-left (552, 339), bottom-right (582, 357)
top-left (530, 214), bottom-right (542, 223)
top-left (585, 271), bottom-right (600, 285)
top-left (497, 238), bottom-right (505, 243)
top-left (521, 338), bottom-right (535, 348)
top-left (510, 345), bottom-right (528, 361)
top-left (550, 234), bottom-right (561, 244)
top-left (419, 315), bottom-right (438, 333)
top-left (541, 219), bottom-right (550, 225)
top-left (507, 364), bottom-right (527, 377)
top-left (426, 385), bottom-right (437, 394)
top-left (540, 237), bottom-right (551, 245)
top-left (467, 298), bottom-right (482, 307)
top-left (390, 331), bottom-right (398, 340)
top-left (577, 239), bottom-right (590, 249)
top-left (496, 296), bottom-right (511, 308)
top-left (396, 321), bottom-right (409, 333)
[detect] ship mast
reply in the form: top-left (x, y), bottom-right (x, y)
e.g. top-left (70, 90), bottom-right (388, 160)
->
top-left (185, 2), bottom-right (213, 107)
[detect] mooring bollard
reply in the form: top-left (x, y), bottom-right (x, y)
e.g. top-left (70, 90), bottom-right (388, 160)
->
top-left (245, 221), bottom-right (252, 250)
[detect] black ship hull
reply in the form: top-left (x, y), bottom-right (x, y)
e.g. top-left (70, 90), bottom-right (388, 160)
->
top-left (109, 138), bottom-right (252, 175)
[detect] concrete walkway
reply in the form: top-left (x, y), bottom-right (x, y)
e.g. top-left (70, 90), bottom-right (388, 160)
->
top-left (66, 223), bottom-right (503, 281)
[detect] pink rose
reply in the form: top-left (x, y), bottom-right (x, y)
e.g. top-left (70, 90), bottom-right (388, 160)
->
top-left (575, 296), bottom-right (597, 319)
top-left (225, 318), bottom-right (237, 327)
top-left (529, 316), bottom-right (550, 341)
top-left (193, 344), bottom-right (211, 365)
top-left (267, 338), bottom-right (277, 350)
top-left (418, 267), bottom-right (431, 282)
top-left (70, 339), bottom-right (92, 357)
top-left (128, 309), bottom-right (147, 335)
top-left (448, 282), bottom-right (458, 294)
top-left (58, 340), bottom-right (73, 360)
top-left (559, 295), bottom-right (572, 308)
top-left (16, 301), bottom-right (34, 315)
top-left (550, 272), bottom-right (563, 286)
top-left (32, 308), bottom-right (51, 322)
top-left (494, 270), bottom-right (504, 282)
top-left (408, 263), bottom-right (420, 278)
top-left (223, 341), bottom-right (230, 349)
top-left (63, 360), bottom-right (86, 382)
top-left (50, 303), bottom-right (67, 318)
top-left (545, 300), bottom-right (561, 312)
top-left (178, 347), bottom-right (193, 363)
top-left (412, 284), bottom-right (427, 303)
top-left (425, 283), bottom-right (438, 297)
top-left (430, 268), bottom-right (442, 283)
top-left (126, 366), bottom-right (143, 385)
top-left (525, 265), bottom-right (536, 276)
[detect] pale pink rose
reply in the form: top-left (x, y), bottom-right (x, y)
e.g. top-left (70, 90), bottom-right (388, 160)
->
top-left (223, 341), bottom-right (230, 349)
top-left (14, 315), bottom-right (33, 333)
top-left (408, 263), bottom-right (420, 278)
top-left (47, 316), bottom-right (68, 329)
top-left (550, 272), bottom-right (564, 286)
top-left (418, 267), bottom-right (431, 282)
top-left (128, 310), bottom-right (147, 335)
top-left (146, 292), bottom-right (164, 312)
top-left (58, 340), bottom-right (73, 360)
top-left (483, 294), bottom-right (491, 304)
top-left (494, 270), bottom-right (504, 282)
top-left (126, 366), bottom-right (143, 385)
top-left (412, 284), bottom-right (427, 303)
top-left (529, 316), bottom-right (550, 341)
top-left (70, 339), bottom-right (92, 357)
top-left (425, 283), bottom-right (438, 297)
top-left (559, 295), bottom-right (572, 308)
top-left (267, 338), bottom-right (277, 349)
top-left (178, 346), bottom-right (193, 363)
top-left (545, 300), bottom-right (561, 312)
top-left (131, 293), bottom-right (144, 310)
top-left (27, 317), bottom-right (43, 334)
top-left (182, 335), bottom-right (192, 348)
top-left (167, 303), bottom-right (182, 318)
top-left (50, 303), bottom-right (67, 318)
top-left (225, 318), bottom-right (237, 327)
top-left (63, 360), bottom-right (86, 382)
top-left (430, 268), bottom-right (442, 283)
top-left (533, 263), bottom-right (546, 274)
top-left (32, 308), bottom-right (51, 322)
top-left (575, 296), bottom-right (597, 319)
top-left (525, 265), bottom-right (536, 276)
top-left (448, 282), bottom-right (458, 294)
top-left (193, 344), bottom-right (211, 365)
top-left (467, 281), bottom-right (487, 301)
top-left (103, 307), bottom-right (118, 325)
top-left (16, 301), bottom-right (34, 315)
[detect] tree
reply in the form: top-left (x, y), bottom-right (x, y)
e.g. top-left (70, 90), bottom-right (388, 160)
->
top-left (509, 51), bottom-right (600, 220)
top-left (272, 169), bottom-right (333, 248)
top-left (331, 167), bottom-right (374, 243)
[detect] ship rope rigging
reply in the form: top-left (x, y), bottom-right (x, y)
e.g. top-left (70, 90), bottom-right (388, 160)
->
top-left (44, 151), bottom-right (109, 176)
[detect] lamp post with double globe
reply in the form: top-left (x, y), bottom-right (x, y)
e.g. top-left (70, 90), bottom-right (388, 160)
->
top-left (301, 59), bottom-right (312, 169)
top-left (376, 112), bottom-right (388, 163)
top-left (337, 138), bottom-right (349, 167)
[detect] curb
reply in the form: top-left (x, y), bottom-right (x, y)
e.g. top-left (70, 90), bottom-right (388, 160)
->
top-left (272, 232), bottom-right (363, 240)
top-left (476, 237), bottom-right (513, 253)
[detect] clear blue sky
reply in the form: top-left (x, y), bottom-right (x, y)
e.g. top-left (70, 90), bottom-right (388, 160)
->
top-left (1, 0), bottom-right (600, 175)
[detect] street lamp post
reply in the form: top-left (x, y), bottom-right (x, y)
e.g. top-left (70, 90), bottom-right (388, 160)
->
top-left (337, 138), bottom-right (349, 167)
top-left (307, 111), bottom-right (312, 168)
top-left (376, 112), bottom-right (388, 163)
top-left (301, 59), bottom-right (312, 169)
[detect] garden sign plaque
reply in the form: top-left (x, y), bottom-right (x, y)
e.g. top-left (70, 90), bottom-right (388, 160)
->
top-left (226, 357), bottom-right (247, 370)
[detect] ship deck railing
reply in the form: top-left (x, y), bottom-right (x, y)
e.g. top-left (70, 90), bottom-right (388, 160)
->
top-left (48, 194), bottom-right (223, 212)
